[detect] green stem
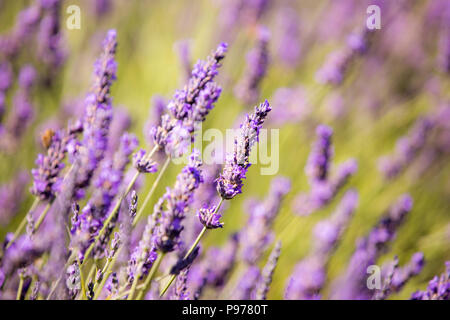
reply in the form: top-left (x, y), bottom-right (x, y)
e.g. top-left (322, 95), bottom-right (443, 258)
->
top-left (16, 274), bottom-right (25, 300)
top-left (160, 198), bottom-right (224, 297)
top-left (133, 156), bottom-right (171, 227)
top-left (83, 146), bottom-right (159, 263)
top-left (6, 198), bottom-right (39, 249)
top-left (135, 253), bottom-right (165, 300)
top-left (78, 261), bottom-right (87, 300)
top-left (33, 202), bottom-right (52, 232)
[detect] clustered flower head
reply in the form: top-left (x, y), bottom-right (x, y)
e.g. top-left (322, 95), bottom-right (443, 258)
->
top-left (154, 150), bottom-right (203, 253)
top-left (235, 27), bottom-right (270, 105)
top-left (151, 43), bottom-right (228, 158)
top-left (216, 100), bottom-right (272, 200)
top-left (293, 124), bottom-right (357, 216)
top-left (75, 29), bottom-right (117, 199)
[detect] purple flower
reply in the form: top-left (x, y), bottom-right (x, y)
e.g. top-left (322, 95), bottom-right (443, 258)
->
top-left (235, 27), bottom-right (270, 105)
top-left (240, 176), bottom-right (291, 265)
top-left (378, 117), bottom-right (433, 179)
top-left (275, 6), bottom-right (301, 67)
top-left (388, 252), bottom-right (425, 293)
top-left (284, 255), bottom-right (325, 300)
top-left (306, 125), bottom-right (333, 184)
top-left (411, 261), bottom-right (449, 300)
top-left (232, 266), bottom-right (260, 300)
top-left (0, 171), bottom-right (28, 226)
top-left (154, 150), bottom-right (203, 253)
top-left (171, 269), bottom-right (190, 300)
top-left (316, 29), bottom-right (373, 86)
top-left (331, 194), bottom-right (413, 299)
top-left (255, 241), bottom-right (281, 300)
top-left (0, 62), bottom-right (13, 92)
top-left (133, 149), bottom-right (158, 173)
top-left (30, 130), bottom-right (66, 201)
top-left (71, 132), bottom-right (137, 261)
top-left (313, 189), bottom-right (358, 253)
top-left (37, 0), bottom-right (65, 69)
top-left (197, 205), bottom-right (223, 229)
top-left (286, 190), bottom-right (358, 300)
top-left (152, 43), bottom-right (227, 157)
top-left (216, 100), bottom-right (272, 199)
top-left (75, 30), bottom-right (117, 198)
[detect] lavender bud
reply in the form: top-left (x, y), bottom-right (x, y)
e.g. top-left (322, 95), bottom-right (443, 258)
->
top-left (216, 100), bottom-right (272, 199)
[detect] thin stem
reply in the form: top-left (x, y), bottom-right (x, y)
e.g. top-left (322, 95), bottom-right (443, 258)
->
top-left (6, 198), bottom-right (39, 249)
top-left (133, 156), bottom-right (171, 226)
top-left (160, 198), bottom-right (224, 297)
top-left (33, 202), bottom-right (52, 232)
top-left (135, 253), bottom-right (165, 300)
top-left (83, 146), bottom-right (159, 262)
top-left (16, 274), bottom-right (25, 300)
top-left (78, 260), bottom-right (87, 300)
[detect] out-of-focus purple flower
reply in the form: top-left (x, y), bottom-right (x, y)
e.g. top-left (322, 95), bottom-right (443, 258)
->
top-left (174, 39), bottom-right (192, 83)
top-left (437, 7), bottom-right (450, 73)
top-left (92, 0), bottom-right (112, 18)
top-left (411, 261), bottom-right (449, 300)
top-left (240, 176), bottom-right (290, 265)
top-left (1, 234), bottom-right (48, 281)
top-left (144, 95), bottom-right (166, 146)
top-left (189, 233), bottom-right (239, 299)
top-left (268, 86), bottom-right (310, 126)
top-left (275, 6), bottom-right (301, 67)
top-left (284, 255), bottom-right (325, 300)
top-left (217, 100), bottom-right (271, 200)
top-left (0, 62), bottom-right (13, 92)
top-left (155, 150), bottom-right (203, 253)
top-left (331, 194), bottom-right (413, 299)
top-left (255, 241), bottom-right (281, 300)
top-left (75, 30), bottom-right (117, 199)
top-left (106, 107), bottom-right (132, 158)
top-left (37, 0), bottom-right (65, 70)
top-left (0, 171), bottom-right (29, 226)
top-left (232, 266), bottom-right (260, 300)
top-left (316, 29), bottom-right (373, 86)
top-left (133, 149), bottom-right (158, 173)
top-left (0, 4), bottom-right (42, 58)
top-left (306, 125), bottom-right (333, 184)
top-left (71, 132), bottom-right (137, 261)
top-left (151, 43), bottom-right (227, 158)
top-left (313, 189), bottom-right (358, 253)
top-left (235, 27), bottom-right (270, 105)
top-left (378, 117), bottom-right (433, 179)
top-left (286, 190), bottom-right (358, 300)
top-left (293, 126), bottom-right (357, 216)
top-left (386, 252), bottom-right (425, 294)
top-left (171, 269), bottom-right (190, 300)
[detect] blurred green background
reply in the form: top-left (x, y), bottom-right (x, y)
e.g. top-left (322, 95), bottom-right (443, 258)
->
top-left (0, 0), bottom-right (449, 299)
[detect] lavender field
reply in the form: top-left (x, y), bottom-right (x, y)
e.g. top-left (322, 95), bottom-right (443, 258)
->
top-left (0, 0), bottom-right (449, 301)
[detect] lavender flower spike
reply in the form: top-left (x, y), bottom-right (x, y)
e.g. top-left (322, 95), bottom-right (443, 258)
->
top-left (411, 261), bottom-right (449, 300)
top-left (235, 27), bottom-right (270, 105)
top-left (255, 241), bottom-right (281, 300)
top-left (155, 150), bottom-right (203, 253)
top-left (152, 43), bottom-right (228, 158)
top-left (75, 29), bottom-right (117, 199)
top-left (217, 100), bottom-right (272, 200)
top-left (306, 125), bottom-right (333, 184)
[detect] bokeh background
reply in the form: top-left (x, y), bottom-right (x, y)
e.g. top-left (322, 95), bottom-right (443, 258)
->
top-left (0, 0), bottom-right (449, 299)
